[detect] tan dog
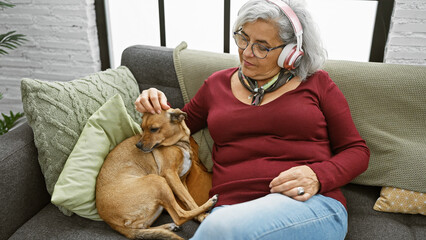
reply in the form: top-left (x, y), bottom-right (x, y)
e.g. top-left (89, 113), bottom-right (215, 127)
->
top-left (185, 137), bottom-right (212, 207)
top-left (96, 108), bottom-right (217, 240)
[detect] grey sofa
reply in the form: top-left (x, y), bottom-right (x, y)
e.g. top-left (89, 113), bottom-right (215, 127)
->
top-left (1, 44), bottom-right (425, 240)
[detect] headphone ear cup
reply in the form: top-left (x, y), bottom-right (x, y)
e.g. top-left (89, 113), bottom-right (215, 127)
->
top-left (278, 43), bottom-right (296, 70)
top-left (277, 43), bottom-right (304, 70)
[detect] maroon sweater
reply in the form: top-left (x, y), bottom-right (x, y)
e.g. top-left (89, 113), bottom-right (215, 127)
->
top-left (182, 67), bottom-right (370, 208)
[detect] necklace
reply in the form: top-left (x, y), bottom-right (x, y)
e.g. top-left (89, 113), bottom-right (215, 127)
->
top-left (238, 67), bottom-right (294, 106)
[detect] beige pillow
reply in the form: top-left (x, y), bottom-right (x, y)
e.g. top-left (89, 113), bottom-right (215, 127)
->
top-left (374, 187), bottom-right (425, 215)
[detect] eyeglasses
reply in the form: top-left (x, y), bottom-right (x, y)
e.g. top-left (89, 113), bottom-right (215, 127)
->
top-left (233, 30), bottom-right (285, 59)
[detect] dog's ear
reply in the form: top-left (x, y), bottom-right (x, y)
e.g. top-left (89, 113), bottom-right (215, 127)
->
top-left (169, 109), bottom-right (187, 123)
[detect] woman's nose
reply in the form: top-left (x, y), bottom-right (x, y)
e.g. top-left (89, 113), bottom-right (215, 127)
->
top-left (242, 44), bottom-right (255, 58)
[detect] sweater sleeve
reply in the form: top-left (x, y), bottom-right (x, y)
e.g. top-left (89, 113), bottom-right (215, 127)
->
top-left (308, 72), bottom-right (370, 193)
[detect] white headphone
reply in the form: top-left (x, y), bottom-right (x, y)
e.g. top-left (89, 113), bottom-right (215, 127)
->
top-left (267, 0), bottom-right (304, 70)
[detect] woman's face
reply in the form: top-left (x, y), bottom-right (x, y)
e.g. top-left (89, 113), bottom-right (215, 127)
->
top-left (238, 19), bottom-right (284, 81)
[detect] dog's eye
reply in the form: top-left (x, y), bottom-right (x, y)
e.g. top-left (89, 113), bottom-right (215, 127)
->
top-left (150, 127), bottom-right (159, 133)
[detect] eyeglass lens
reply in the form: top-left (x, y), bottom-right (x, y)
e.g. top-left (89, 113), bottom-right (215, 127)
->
top-left (234, 33), bottom-right (269, 59)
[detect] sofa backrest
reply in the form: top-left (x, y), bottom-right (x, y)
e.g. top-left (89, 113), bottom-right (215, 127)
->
top-left (121, 44), bottom-right (186, 109)
top-left (322, 60), bottom-right (426, 193)
top-left (122, 42), bottom-right (426, 194)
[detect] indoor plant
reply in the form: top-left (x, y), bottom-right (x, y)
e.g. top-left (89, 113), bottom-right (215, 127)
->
top-left (0, 0), bottom-right (27, 135)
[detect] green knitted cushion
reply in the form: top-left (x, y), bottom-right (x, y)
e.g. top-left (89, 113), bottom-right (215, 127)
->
top-left (21, 66), bottom-right (142, 215)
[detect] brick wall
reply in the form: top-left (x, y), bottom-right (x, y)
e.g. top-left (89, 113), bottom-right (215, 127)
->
top-left (384, 0), bottom-right (426, 65)
top-left (0, 0), bottom-right (100, 115)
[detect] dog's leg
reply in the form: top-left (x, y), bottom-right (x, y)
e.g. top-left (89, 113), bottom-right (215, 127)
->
top-left (179, 174), bottom-right (211, 222)
top-left (150, 173), bottom-right (216, 225)
top-left (152, 223), bottom-right (182, 232)
top-left (112, 224), bottom-right (184, 240)
top-left (163, 170), bottom-right (213, 222)
top-left (127, 174), bottom-right (217, 227)
top-left (163, 192), bottom-right (218, 226)
top-left (165, 170), bottom-right (200, 208)
top-left (115, 175), bottom-right (209, 240)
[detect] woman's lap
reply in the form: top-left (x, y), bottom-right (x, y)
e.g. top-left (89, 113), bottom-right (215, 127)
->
top-left (190, 193), bottom-right (347, 240)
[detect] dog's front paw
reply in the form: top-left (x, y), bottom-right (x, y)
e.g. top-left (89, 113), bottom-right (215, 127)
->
top-left (211, 194), bottom-right (218, 204)
top-left (208, 194), bottom-right (219, 211)
top-left (195, 213), bottom-right (209, 222)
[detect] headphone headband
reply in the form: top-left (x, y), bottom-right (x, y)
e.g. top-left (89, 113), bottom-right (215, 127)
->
top-left (266, 0), bottom-right (303, 37)
top-left (266, 0), bottom-right (304, 70)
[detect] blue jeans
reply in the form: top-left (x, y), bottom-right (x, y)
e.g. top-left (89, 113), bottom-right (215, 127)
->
top-left (190, 193), bottom-right (348, 240)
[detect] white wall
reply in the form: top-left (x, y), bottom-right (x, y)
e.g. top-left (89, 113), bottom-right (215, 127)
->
top-left (384, 0), bottom-right (426, 65)
top-left (0, 0), bottom-right (101, 114)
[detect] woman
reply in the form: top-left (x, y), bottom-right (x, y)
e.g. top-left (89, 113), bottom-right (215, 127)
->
top-left (135, 0), bottom-right (370, 239)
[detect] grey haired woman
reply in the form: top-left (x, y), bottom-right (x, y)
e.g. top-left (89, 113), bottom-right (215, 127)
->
top-left (135, 0), bottom-right (369, 239)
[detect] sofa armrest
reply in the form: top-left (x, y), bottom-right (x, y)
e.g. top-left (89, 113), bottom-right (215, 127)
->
top-left (0, 121), bottom-right (50, 240)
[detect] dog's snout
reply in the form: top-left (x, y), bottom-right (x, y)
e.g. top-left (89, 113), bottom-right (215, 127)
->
top-left (136, 141), bottom-right (155, 153)
top-left (135, 141), bottom-right (143, 150)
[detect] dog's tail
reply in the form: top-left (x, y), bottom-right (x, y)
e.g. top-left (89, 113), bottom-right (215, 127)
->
top-left (112, 223), bottom-right (184, 240)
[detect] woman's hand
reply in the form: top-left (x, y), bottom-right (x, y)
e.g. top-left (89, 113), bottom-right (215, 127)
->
top-left (135, 88), bottom-right (170, 114)
top-left (269, 166), bottom-right (320, 201)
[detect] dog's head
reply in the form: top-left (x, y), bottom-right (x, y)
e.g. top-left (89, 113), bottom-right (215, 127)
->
top-left (136, 108), bottom-right (190, 153)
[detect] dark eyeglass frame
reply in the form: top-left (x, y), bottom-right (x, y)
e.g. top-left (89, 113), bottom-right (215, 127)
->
top-left (233, 30), bottom-right (286, 59)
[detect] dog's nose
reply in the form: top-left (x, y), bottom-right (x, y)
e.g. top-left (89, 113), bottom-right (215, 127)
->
top-left (135, 141), bottom-right (143, 150)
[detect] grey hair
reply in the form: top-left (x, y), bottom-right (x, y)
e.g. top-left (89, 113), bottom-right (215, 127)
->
top-left (233, 0), bottom-right (327, 80)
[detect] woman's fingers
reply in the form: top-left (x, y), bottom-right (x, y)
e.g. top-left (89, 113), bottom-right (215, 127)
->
top-left (269, 166), bottom-right (320, 202)
top-left (135, 88), bottom-right (170, 114)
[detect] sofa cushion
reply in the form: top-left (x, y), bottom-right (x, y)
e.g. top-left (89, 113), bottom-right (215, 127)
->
top-left (8, 204), bottom-right (128, 240)
top-left (373, 187), bottom-right (425, 215)
top-left (173, 42), bottom-right (239, 171)
top-left (9, 187), bottom-right (425, 240)
top-left (323, 60), bottom-right (426, 193)
top-left (21, 66), bottom-right (142, 215)
top-left (8, 204), bottom-right (198, 240)
top-left (51, 94), bottom-right (141, 220)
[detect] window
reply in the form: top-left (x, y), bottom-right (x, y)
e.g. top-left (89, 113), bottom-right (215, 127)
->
top-left (105, 0), bottom-right (160, 68)
top-left (104, 0), bottom-right (384, 69)
top-left (305, 0), bottom-right (377, 62)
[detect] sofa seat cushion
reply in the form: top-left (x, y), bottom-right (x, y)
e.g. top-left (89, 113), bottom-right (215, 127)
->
top-left (9, 186), bottom-right (425, 240)
top-left (342, 184), bottom-right (426, 240)
top-left (8, 204), bottom-right (199, 240)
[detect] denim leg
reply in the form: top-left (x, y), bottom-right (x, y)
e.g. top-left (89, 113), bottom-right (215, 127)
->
top-left (190, 193), bottom-right (348, 240)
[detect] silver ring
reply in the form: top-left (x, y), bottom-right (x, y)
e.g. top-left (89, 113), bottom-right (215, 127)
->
top-left (297, 187), bottom-right (305, 195)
